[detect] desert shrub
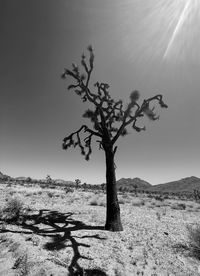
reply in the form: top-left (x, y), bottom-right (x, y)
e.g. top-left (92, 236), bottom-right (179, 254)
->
top-left (186, 203), bottom-right (194, 209)
top-left (0, 221), bottom-right (7, 231)
top-left (0, 197), bottom-right (26, 223)
top-left (98, 200), bottom-right (106, 207)
top-left (88, 195), bottom-right (106, 206)
top-left (155, 202), bottom-right (163, 207)
top-left (156, 211), bottom-right (161, 221)
top-left (12, 252), bottom-right (29, 275)
top-left (65, 187), bottom-right (74, 193)
top-left (50, 186), bottom-right (56, 189)
top-left (163, 194), bottom-right (169, 200)
top-left (118, 198), bottom-right (125, 204)
top-left (25, 192), bottom-right (33, 197)
top-left (187, 224), bottom-right (200, 259)
top-left (0, 234), bottom-right (7, 243)
top-left (89, 198), bottom-right (98, 206)
top-left (162, 208), bottom-right (167, 215)
top-left (171, 203), bottom-right (186, 210)
top-left (47, 192), bottom-right (54, 198)
top-left (9, 191), bottom-right (16, 196)
top-left (193, 189), bottom-right (200, 202)
top-left (154, 195), bottom-right (164, 201)
top-left (132, 199), bottom-right (145, 206)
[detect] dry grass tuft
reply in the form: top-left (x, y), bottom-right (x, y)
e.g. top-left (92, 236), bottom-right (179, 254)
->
top-left (88, 195), bottom-right (106, 207)
top-left (12, 252), bottom-right (29, 275)
top-left (187, 224), bottom-right (200, 259)
top-left (0, 197), bottom-right (26, 223)
top-left (171, 203), bottom-right (186, 210)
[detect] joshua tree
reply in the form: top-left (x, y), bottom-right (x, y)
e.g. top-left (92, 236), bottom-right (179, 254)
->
top-left (133, 184), bottom-right (138, 196)
top-left (26, 177), bottom-right (32, 183)
top-left (61, 46), bottom-right (167, 231)
top-left (193, 189), bottom-right (200, 202)
top-left (75, 178), bottom-right (81, 188)
top-left (46, 175), bottom-right (52, 184)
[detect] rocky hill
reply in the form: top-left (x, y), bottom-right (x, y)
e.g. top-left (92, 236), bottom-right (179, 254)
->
top-left (0, 171), bottom-right (4, 179)
top-left (116, 176), bottom-right (200, 194)
top-left (0, 171), bottom-right (11, 180)
top-left (147, 176), bottom-right (200, 193)
top-left (1, 170), bottom-right (200, 194)
top-left (117, 177), bottom-right (152, 191)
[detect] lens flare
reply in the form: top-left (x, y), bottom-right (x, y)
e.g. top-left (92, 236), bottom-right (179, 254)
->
top-left (163, 0), bottom-right (192, 59)
top-left (112, 0), bottom-right (200, 63)
top-left (163, 0), bottom-right (199, 60)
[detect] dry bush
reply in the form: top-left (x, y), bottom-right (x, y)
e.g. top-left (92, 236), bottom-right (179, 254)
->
top-left (89, 197), bottom-right (99, 206)
top-left (187, 224), bottom-right (200, 259)
top-left (118, 198), bottom-right (125, 204)
top-left (12, 252), bottom-right (29, 275)
top-left (98, 199), bottom-right (106, 207)
top-left (156, 211), bottom-right (161, 221)
top-left (154, 195), bottom-right (164, 201)
top-left (47, 191), bottom-right (54, 198)
top-left (132, 198), bottom-right (145, 207)
top-left (89, 196), bottom-right (106, 207)
top-left (0, 197), bottom-right (26, 223)
top-left (187, 203), bottom-right (195, 209)
top-left (65, 187), bottom-right (74, 193)
top-left (171, 203), bottom-right (186, 210)
top-left (90, 200), bottom-right (98, 206)
top-left (25, 192), bottom-right (33, 197)
top-left (9, 191), bottom-right (16, 196)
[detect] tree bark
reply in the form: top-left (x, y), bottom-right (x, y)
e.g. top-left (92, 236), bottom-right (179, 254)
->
top-left (104, 146), bottom-right (123, 231)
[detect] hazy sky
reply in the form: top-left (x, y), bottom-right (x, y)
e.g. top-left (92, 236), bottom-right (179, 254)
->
top-left (1, 0), bottom-right (200, 184)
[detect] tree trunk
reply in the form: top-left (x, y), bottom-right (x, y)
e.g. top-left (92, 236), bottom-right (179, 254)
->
top-left (104, 146), bottom-right (123, 231)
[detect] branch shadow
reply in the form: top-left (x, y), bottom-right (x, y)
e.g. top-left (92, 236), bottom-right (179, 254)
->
top-left (0, 209), bottom-right (108, 275)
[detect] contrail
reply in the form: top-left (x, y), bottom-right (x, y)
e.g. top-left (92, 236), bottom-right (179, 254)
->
top-left (163, 0), bottom-right (192, 59)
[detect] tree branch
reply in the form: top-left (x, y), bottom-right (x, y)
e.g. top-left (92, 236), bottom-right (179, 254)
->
top-left (62, 125), bottom-right (102, 160)
top-left (111, 94), bottom-right (167, 145)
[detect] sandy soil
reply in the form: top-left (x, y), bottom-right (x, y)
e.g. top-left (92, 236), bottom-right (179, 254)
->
top-left (0, 183), bottom-right (200, 276)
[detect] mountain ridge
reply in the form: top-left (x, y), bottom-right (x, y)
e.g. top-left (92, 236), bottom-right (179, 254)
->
top-left (147, 176), bottom-right (200, 193)
top-left (1, 171), bottom-right (200, 193)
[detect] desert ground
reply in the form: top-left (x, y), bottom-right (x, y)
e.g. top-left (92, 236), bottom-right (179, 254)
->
top-left (1, 182), bottom-right (200, 276)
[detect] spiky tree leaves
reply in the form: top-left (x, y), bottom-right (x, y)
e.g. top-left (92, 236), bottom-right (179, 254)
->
top-left (62, 46), bottom-right (167, 231)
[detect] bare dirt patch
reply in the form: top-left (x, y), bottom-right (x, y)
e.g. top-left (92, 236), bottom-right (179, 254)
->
top-left (1, 183), bottom-right (200, 275)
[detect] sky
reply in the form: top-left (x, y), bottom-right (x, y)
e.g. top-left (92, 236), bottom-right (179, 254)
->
top-left (0, 0), bottom-right (200, 185)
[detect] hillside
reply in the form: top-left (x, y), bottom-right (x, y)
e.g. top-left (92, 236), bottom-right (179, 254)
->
top-left (148, 176), bottom-right (200, 193)
top-left (1, 170), bottom-right (200, 194)
top-left (0, 171), bottom-right (4, 179)
top-left (0, 171), bottom-right (10, 180)
top-left (117, 177), bottom-right (152, 191)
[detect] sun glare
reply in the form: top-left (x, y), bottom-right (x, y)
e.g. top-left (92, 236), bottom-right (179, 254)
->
top-left (163, 0), bottom-right (199, 61)
top-left (114, 0), bottom-right (200, 63)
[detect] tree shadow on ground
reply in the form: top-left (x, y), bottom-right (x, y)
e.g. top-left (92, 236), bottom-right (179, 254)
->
top-left (0, 209), bottom-right (108, 275)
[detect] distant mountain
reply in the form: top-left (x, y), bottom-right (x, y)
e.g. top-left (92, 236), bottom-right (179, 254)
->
top-left (0, 172), bottom-right (4, 178)
top-left (1, 170), bottom-right (200, 194)
top-left (117, 177), bottom-right (152, 191)
top-left (0, 171), bottom-right (11, 180)
top-left (148, 176), bottom-right (200, 193)
top-left (54, 179), bottom-right (74, 185)
top-left (15, 177), bottom-right (27, 181)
